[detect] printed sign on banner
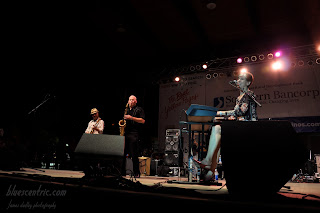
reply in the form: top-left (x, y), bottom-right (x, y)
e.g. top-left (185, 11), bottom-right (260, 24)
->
top-left (158, 64), bottom-right (320, 149)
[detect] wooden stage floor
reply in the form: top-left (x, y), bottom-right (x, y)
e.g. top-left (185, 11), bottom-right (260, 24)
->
top-left (0, 168), bottom-right (319, 211)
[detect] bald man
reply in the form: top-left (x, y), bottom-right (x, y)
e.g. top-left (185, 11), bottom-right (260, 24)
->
top-left (123, 95), bottom-right (145, 177)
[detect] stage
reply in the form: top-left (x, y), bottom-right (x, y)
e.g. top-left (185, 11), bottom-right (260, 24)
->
top-left (0, 168), bottom-right (319, 211)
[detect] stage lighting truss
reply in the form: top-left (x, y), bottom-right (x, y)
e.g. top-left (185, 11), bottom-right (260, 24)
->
top-left (159, 44), bottom-right (319, 84)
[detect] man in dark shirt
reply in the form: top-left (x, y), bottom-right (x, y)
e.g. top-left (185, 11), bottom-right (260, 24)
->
top-left (123, 95), bottom-right (145, 177)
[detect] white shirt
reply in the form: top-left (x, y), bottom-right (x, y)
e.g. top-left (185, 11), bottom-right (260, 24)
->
top-left (85, 118), bottom-right (104, 134)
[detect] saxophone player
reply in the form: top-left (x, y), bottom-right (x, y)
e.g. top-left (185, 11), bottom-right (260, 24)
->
top-left (85, 108), bottom-right (104, 134)
top-left (123, 95), bottom-right (145, 177)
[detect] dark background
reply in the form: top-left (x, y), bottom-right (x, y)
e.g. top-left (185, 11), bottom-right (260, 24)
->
top-left (1, 0), bottom-right (319, 167)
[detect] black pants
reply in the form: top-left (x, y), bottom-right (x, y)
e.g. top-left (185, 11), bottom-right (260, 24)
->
top-left (123, 132), bottom-right (140, 176)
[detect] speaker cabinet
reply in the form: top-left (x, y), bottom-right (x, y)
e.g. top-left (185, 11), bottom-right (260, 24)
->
top-left (163, 153), bottom-right (180, 166)
top-left (165, 136), bottom-right (179, 152)
top-left (220, 121), bottom-right (307, 195)
top-left (164, 129), bottom-right (181, 166)
top-left (75, 133), bottom-right (124, 157)
top-left (74, 133), bottom-right (125, 176)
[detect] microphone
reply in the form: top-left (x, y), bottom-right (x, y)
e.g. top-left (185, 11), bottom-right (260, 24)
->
top-left (229, 80), bottom-right (237, 85)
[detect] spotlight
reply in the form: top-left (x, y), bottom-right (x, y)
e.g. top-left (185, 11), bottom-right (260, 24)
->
top-left (275, 51), bottom-right (281, 57)
top-left (298, 60), bottom-right (304, 66)
top-left (307, 60), bottom-right (313, 66)
top-left (271, 61), bottom-right (283, 71)
top-left (206, 73), bottom-right (211, 79)
top-left (174, 76), bottom-right (180, 82)
top-left (244, 57), bottom-right (250, 62)
top-left (206, 2), bottom-right (217, 10)
top-left (316, 58), bottom-right (320, 64)
top-left (202, 64), bottom-right (208, 69)
top-left (237, 58), bottom-right (243, 63)
top-left (258, 54), bottom-right (265, 60)
top-left (251, 56), bottom-right (257, 62)
top-left (213, 73), bottom-right (218, 78)
top-left (240, 68), bottom-right (248, 73)
top-left (267, 53), bottom-right (273, 59)
top-left (190, 66), bottom-right (195, 71)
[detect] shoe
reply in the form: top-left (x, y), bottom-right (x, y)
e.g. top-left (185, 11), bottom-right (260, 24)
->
top-left (134, 172), bottom-right (140, 178)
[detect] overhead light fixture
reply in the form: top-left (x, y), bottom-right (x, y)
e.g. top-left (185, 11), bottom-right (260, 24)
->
top-left (298, 60), bottom-right (304, 66)
top-left (202, 63), bottom-right (208, 69)
top-left (240, 68), bottom-right (248, 73)
top-left (206, 1), bottom-right (217, 10)
top-left (275, 51), bottom-right (281, 58)
top-left (258, 54), bottom-right (265, 60)
top-left (251, 56), bottom-right (257, 62)
top-left (271, 61), bottom-right (283, 71)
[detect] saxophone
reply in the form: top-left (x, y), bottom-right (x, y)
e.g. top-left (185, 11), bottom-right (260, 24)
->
top-left (119, 103), bottom-right (129, 136)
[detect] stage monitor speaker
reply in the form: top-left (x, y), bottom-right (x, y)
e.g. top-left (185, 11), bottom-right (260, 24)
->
top-left (74, 134), bottom-right (125, 176)
top-left (75, 133), bottom-right (124, 157)
top-left (163, 153), bottom-right (180, 166)
top-left (221, 121), bottom-right (308, 196)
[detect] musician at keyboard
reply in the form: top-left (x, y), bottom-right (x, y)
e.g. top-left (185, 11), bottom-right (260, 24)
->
top-left (193, 71), bottom-right (258, 181)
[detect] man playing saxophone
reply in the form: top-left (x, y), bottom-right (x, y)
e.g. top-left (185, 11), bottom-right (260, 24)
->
top-left (85, 108), bottom-right (104, 134)
top-left (123, 95), bottom-right (145, 177)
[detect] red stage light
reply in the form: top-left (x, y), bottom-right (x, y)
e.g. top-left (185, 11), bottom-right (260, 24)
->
top-left (174, 76), bottom-right (180, 82)
top-left (237, 58), bottom-right (243, 63)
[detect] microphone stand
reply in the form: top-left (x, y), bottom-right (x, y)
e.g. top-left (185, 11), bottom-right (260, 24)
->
top-left (27, 94), bottom-right (52, 115)
top-left (229, 82), bottom-right (262, 107)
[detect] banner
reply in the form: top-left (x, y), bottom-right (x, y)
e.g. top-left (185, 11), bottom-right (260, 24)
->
top-left (158, 64), bottom-right (320, 149)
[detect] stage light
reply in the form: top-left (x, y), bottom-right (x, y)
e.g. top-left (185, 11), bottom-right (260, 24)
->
top-left (316, 58), bottom-right (320, 64)
top-left (251, 56), bottom-right (257, 62)
top-left (275, 51), bottom-right (281, 57)
top-left (240, 68), bottom-right (248, 73)
top-left (271, 61), bottom-right (283, 71)
top-left (258, 54), bottom-right (265, 60)
top-left (298, 60), bottom-right (304, 66)
top-left (237, 58), bottom-right (243, 63)
top-left (244, 57), bottom-right (250, 62)
top-left (174, 76), bottom-right (180, 82)
top-left (202, 64), bottom-right (208, 69)
top-left (206, 73), bottom-right (211, 79)
top-left (267, 53), bottom-right (273, 59)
